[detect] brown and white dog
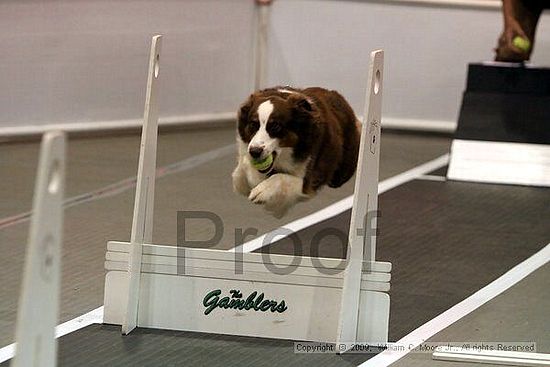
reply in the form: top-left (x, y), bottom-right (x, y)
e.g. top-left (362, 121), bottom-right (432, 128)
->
top-left (232, 86), bottom-right (360, 218)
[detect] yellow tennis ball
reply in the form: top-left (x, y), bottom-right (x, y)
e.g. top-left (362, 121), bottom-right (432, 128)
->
top-left (252, 154), bottom-right (273, 172)
top-left (513, 36), bottom-right (531, 52)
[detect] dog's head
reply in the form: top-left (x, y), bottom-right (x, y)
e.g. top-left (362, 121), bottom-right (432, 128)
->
top-left (237, 91), bottom-right (318, 172)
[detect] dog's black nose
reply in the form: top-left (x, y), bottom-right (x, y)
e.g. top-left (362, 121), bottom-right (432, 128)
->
top-left (249, 146), bottom-right (263, 159)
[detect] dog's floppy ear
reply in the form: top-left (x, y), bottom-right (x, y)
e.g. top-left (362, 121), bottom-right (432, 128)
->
top-left (238, 94), bottom-right (254, 120)
top-left (237, 94), bottom-right (255, 140)
top-left (289, 94), bottom-right (313, 113)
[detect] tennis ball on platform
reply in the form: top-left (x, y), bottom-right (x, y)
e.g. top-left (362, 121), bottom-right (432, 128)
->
top-left (252, 154), bottom-right (273, 172)
top-left (513, 36), bottom-right (531, 52)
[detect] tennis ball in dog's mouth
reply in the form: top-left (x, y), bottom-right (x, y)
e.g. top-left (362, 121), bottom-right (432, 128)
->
top-left (513, 36), bottom-right (531, 52)
top-left (252, 154), bottom-right (274, 172)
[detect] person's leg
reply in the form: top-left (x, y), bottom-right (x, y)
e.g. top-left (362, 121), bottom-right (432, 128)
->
top-left (495, 0), bottom-right (543, 62)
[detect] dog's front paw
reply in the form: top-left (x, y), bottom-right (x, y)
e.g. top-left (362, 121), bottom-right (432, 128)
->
top-left (248, 177), bottom-right (280, 205)
top-left (248, 174), bottom-right (305, 218)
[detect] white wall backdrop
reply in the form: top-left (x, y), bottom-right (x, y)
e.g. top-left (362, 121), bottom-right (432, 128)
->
top-left (0, 0), bottom-right (254, 132)
top-left (267, 0), bottom-right (550, 130)
top-left (1, 0), bottom-right (549, 134)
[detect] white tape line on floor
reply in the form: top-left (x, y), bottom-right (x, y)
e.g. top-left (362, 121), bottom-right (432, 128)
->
top-left (358, 243), bottom-right (550, 367)
top-left (0, 306), bottom-right (104, 363)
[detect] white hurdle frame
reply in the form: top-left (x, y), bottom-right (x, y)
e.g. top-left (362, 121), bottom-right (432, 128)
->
top-left (13, 132), bottom-right (66, 367)
top-left (338, 50), bottom-right (384, 351)
top-left (105, 37), bottom-right (390, 348)
top-left (122, 35), bottom-right (162, 334)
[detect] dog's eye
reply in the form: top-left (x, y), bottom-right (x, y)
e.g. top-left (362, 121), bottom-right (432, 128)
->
top-left (249, 120), bottom-right (259, 130)
top-left (268, 122), bottom-right (282, 135)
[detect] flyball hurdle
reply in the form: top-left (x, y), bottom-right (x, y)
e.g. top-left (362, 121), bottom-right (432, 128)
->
top-left (13, 131), bottom-right (66, 367)
top-left (103, 35), bottom-right (391, 351)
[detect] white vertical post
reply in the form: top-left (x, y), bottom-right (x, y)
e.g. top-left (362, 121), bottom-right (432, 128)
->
top-left (13, 131), bottom-right (66, 367)
top-left (122, 35), bottom-right (162, 335)
top-left (337, 50), bottom-right (384, 351)
top-left (253, 0), bottom-right (271, 91)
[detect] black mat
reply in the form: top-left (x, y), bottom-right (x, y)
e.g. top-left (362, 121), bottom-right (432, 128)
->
top-left (455, 63), bottom-right (550, 145)
top-left (455, 92), bottom-right (550, 144)
top-left (466, 63), bottom-right (550, 95)
top-left (4, 179), bottom-right (549, 366)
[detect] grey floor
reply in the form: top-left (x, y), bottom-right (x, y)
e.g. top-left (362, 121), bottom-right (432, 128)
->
top-left (0, 126), bottom-right (450, 348)
top-left (393, 264), bottom-right (550, 367)
top-left (1, 126), bottom-right (548, 367)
